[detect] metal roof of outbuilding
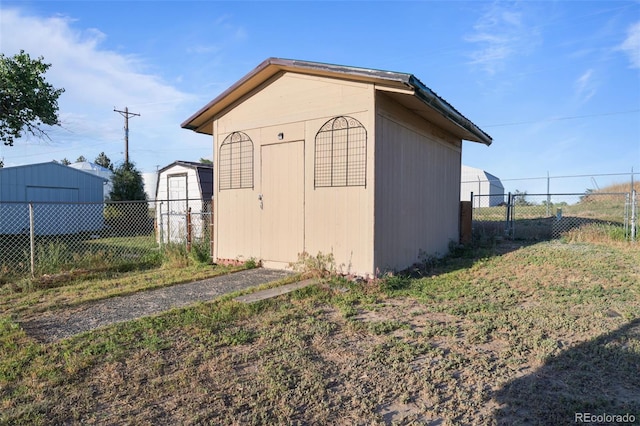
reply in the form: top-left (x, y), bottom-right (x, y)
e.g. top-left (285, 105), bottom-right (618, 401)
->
top-left (181, 57), bottom-right (492, 146)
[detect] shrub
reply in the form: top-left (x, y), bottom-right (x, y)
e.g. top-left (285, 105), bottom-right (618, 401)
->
top-left (290, 251), bottom-right (336, 279)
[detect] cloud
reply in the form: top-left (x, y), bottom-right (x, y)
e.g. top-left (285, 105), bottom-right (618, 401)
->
top-left (465, 3), bottom-right (540, 75)
top-left (574, 69), bottom-right (597, 103)
top-left (617, 21), bottom-right (640, 69)
top-left (0, 7), bottom-right (204, 170)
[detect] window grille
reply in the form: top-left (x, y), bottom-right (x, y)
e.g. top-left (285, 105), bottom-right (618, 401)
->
top-left (219, 131), bottom-right (254, 190)
top-left (314, 116), bottom-right (367, 188)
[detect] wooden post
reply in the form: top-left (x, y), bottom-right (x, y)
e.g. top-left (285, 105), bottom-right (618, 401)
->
top-left (186, 207), bottom-right (192, 252)
top-left (460, 201), bottom-right (472, 245)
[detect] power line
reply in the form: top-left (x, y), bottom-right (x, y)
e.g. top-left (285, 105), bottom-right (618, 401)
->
top-left (462, 170), bottom-right (640, 185)
top-left (482, 109), bottom-right (640, 128)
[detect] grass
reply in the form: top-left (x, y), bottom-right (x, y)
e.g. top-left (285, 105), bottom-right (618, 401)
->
top-left (1, 239), bottom-right (639, 424)
top-left (0, 239), bottom-right (243, 317)
top-left (0, 233), bottom-right (162, 283)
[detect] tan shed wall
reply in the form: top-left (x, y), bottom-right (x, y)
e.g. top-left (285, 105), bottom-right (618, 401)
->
top-left (304, 113), bottom-right (375, 276)
top-left (374, 93), bottom-right (462, 273)
top-left (216, 72), bottom-right (372, 134)
top-left (213, 73), bottom-right (376, 274)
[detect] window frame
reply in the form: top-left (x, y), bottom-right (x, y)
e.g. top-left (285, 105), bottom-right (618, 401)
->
top-left (314, 116), bottom-right (367, 188)
top-left (218, 131), bottom-right (254, 191)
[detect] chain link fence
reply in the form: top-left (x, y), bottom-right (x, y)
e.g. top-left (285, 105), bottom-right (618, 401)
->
top-left (472, 191), bottom-right (638, 242)
top-left (0, 199), bottom-right (213, 282)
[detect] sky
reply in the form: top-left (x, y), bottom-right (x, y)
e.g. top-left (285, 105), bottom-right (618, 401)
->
top-left (1, 0), bottom-right (639, 194)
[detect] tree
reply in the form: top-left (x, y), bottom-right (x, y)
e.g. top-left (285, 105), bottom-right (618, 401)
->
top-left (109, 162), bottom-right (147, 201)
top-left (106, 162), bottom-right (149, 236)
top-left (0, 50), bottom-right (65, 146)
top-left (60, 158), bottom-right (71, 166)
top-left (95, 152), bottom-right (114, 171)
top-left (512, 189), bottom-right (531, 206)
top-left (199, 157), bottom-right (212, 164)
top-left (76, 155), bottom-right (87, 163)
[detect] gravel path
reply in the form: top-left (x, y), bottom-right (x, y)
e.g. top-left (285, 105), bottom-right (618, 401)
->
top-left (20, 268), bottom-right (293, 343)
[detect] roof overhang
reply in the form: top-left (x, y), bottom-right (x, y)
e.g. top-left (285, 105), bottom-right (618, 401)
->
top-left (181, 58), bottom-right (492, 146)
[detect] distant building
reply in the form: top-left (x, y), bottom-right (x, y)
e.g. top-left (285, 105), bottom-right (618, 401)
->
top-left (142, 172), bottom-right (159, 202)
top-left (68, 161), bottom-right (113, 200)
top-left (0, 161), bottom-right (106, 235)
top-left (461, 165), bottom-right (505, 207)
top-left (155, 160), bottom-right (213, 244)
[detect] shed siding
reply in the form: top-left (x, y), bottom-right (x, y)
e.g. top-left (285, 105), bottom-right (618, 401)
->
top-left (461, 165), bottom-right (504, 207)
top-left (213, 73), bottom-right (375, 273)
top-left (156, 165), bottom-right (202, 202)
top-left (374, 94), bottom-right (461, 273)
top-left (0, 162), bottom-right (104, 203)
top-left (0, 162), bottom-right (105, 235)
top-left (303, 113), bottom-right (375, 276)
top-left (155, 163), bottom-right (213, 244)
top-left (216, 73), bottom-right (371, 134)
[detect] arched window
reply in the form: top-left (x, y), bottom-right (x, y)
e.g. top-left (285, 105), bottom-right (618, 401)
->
top-left (314, 116), bottom-right (367, 188)
top-left (219, 131), bottom-right (253, 190)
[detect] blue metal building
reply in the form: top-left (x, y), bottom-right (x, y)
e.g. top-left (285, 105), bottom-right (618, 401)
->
top-left (0, 161), bottom-right (107, 235)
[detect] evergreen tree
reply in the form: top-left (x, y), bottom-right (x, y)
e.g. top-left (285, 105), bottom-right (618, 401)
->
top-left (95, 151), bottom-right (114, 171)
top-left (109, 162), bottom-right (147, 201)
top-left (60, 158), bottom-right (70, 165)
top-left (106, 162), bottom-right (149, 236)
top-left (76, 155), bottom-right (87, 163)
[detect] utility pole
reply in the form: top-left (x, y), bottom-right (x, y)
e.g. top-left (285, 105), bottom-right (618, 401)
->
top-left (114, 107), bottom-right (140, 164)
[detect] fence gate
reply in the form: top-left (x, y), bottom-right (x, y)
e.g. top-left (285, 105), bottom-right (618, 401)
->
top-left (472, 190), bottom-right (638, 242)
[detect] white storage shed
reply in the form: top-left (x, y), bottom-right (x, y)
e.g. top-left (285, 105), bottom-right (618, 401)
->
top-left (461, 165), bottom-right (505, 207)
top-left (155, 161), bottom-right (214, 244)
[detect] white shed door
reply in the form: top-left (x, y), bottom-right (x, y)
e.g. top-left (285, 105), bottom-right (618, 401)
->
top-left (260, 141), bottom-right (304, 263)
top-left (167, 174), bottom-right (187, 242)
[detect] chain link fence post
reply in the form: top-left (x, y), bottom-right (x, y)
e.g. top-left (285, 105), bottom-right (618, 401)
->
top-left (158, 201), bottom-right (164, 251)
top-left (505, 192), bottom-right (512, 239)
top-left (632, 190), bottom-right (637, 242)
top-left (29, 203), bottom-right (35, 277)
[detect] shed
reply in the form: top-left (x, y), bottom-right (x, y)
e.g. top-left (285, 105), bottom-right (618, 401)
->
top-left (155, 161), bottom-right (213, 244)
top-left (0, 161), bottom-right (107, 235)
top-left (142, 172), bottom-right (159, 202)
top-left (461, 165), bottom-right (505, 207)
top-left (182, 58), bottom-right (492, 276)
top-left (68, 161), bottom-right (113, 200)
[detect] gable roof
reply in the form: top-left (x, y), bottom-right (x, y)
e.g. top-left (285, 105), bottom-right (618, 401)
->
top-left (181, 57), bottom-right (492, 146)
top-left (462, 165), bottom-right (504, 189)
top-left (157, 160), bottom-right (214, 200)
top-left (0, 161), bottom-right (108, 182)
top-left (68, 161), bottom-right (113, 179)
top-left (158, 160), bottom-right (213, 174)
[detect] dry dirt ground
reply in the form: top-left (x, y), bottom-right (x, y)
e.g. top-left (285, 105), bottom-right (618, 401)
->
top-left (4, 241), bottom-right (639, 425)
